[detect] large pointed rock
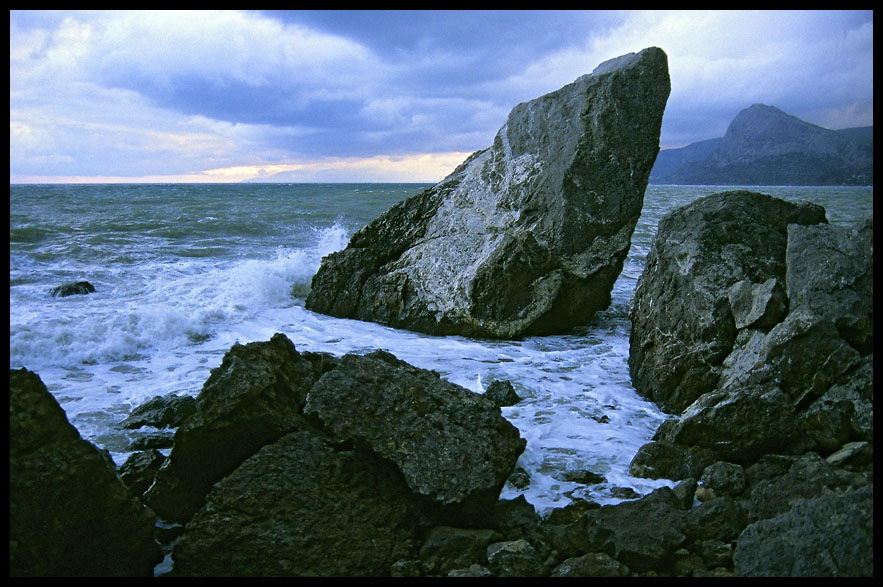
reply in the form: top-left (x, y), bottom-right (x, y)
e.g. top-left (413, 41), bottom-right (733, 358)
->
top-left (306, 47), bottom-right (670, 338)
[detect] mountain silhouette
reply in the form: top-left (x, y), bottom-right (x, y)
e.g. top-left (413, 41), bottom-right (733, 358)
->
top-left (651, 104), bottom-right (872, 185)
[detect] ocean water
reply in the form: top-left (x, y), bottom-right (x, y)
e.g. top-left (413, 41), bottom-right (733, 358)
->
top-left (9, 182), bottom-right (873, 515)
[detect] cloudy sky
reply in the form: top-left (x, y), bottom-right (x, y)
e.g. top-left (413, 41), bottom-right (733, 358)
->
top-left (10, 10), bottom-right (874, 183)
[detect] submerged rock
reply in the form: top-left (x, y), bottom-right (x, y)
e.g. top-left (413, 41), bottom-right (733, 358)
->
top-left (307, 47), bottom-right (670, 338)
top-left (50, 280), bottom-right (96, 297)
top-left (10, 368), bottom-right (162, 576)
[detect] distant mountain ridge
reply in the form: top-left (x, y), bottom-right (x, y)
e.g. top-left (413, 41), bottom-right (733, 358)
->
top-left (650, 104), bottom-right (873, 185)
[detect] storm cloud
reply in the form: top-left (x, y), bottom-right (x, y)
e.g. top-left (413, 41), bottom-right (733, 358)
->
top-left (10, 10), bottom-right (873, 182)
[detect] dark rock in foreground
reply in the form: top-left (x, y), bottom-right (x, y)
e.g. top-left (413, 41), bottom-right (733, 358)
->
top-left (306, 47), bottom-right (670, 338)
top-left (50, 280), bottom-right (96, 297)
top-left (172, 431), bottom-right (430, 576)
top-left (146, 334), bottom-right (524, 527)
top-left (304, 350), bottom-right (525, 518)
top-left (10, 368), bottom-right (162, 576)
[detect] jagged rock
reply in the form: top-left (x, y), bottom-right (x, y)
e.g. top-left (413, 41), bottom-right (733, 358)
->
top-left (586, 486), bottom-right (690, 573)
top-left (120, 394), bottom-right (197, 429)
top-left (727, 277), bottom-right (787, 329)
top-left (127, 431), bottom-right (175, 451)
top-left (307, 47), bottom-right (670, 338)
top-left (694, 539), bottom-right (733, 569)
top-left (629, 205), bottom-right (872, 488)
top-left (10, 368), bottom-right (162, 576)
top-left (733, 484), bottom-right (873, 577)
top-left (486, 539), bottom-right (546, 577)
top-left (119, 449), bottom-right (166, 498)
top-left (493, 495), bottom-right (544, 542)
top-left (146, 333), bottom-right (524, 535)
top-left (145, 334), bottom-right (331, 523)
top-left (801, 355), bottom-right (872, 451)
top-left (447, 564), bottom-right (493, 577)
top-left (551, 552), bottom-right (630, 577)
top-left (629, 191), bottom-right (827, 414)
top-left (699, 461), bottom-right (746, 496)
top-left (745, 452), bottom-right (869, 524)
top-left (629, 439), bottom-right (718, 481)
top-left (484, 379), bottom-right (521, 407)
top-left (825, 441), bottom-right (872, 471)
top-left (684, 497), bottom-right (748, 543)
top-left (50, 280), bottom-right (95, 297)
top-left (304, 349), bottom-right (525, 523)
top-left (418, 526), bottom-right (501, 575)
top-left (171, 431), bottom-right (430, 577)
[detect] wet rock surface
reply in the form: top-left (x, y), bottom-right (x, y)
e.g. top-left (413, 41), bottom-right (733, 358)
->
top-left (307, 47), bottom-right (670, 338)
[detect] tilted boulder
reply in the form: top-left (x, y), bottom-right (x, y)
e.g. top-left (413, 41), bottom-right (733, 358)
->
top-left (306, 47), bottom-right (670, 338)
top-left (10, 368), bottom-right (162, 576)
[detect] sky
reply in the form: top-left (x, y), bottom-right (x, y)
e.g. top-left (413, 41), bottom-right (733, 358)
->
top-left (9, 10), bottom-right (874, 183)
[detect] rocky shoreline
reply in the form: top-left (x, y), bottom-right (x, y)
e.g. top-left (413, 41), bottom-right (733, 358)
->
top-left (9, 44), bottom-right (872, 576)
top-left (10, 188), bottom-right (872, 577)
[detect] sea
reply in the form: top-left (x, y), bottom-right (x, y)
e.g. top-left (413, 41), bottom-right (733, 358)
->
top-left (9, 182), bottom-right (873, 516)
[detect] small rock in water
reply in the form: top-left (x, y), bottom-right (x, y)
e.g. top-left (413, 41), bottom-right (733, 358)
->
top-left (506, 467), bottom-right (531, 489)
top-left (119, 394), bottom-right (197, 430)
top-left (50, 280), bottom-right (96, 297)
top-left (127, 432), bottom-right (175, 451)
top-left (562, 469), bottom-right (606, 485)
top-left (484, 379), bottom-right (521, 407)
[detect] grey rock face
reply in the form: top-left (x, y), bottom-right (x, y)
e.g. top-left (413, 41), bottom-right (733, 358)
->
top-left (10, 368), bottom-right (162, 576)
top-left (304, 350), bottom-right (526, 520)
top-left (629, 190), bottom-right (827, 414)
top-left (733, 484), bottom-right (873, 577)
top-left (307, 47), bottom-right (670, 338)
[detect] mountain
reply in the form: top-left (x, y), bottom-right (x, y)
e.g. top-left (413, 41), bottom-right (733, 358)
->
top-left (650, 104), bottom-right (873, 185)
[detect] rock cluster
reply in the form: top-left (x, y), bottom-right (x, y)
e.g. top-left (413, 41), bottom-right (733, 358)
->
top-left (627, 190), bottom-right (873, 576)
top-left (306, 47), bottom-right (670, 338)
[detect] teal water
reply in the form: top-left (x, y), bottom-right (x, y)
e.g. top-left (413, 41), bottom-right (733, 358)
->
top-left (9, 182), bottom-right (873, 514)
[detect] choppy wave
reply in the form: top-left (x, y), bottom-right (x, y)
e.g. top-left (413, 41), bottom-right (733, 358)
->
top-left (10, 222), bottom-right (351, 371)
